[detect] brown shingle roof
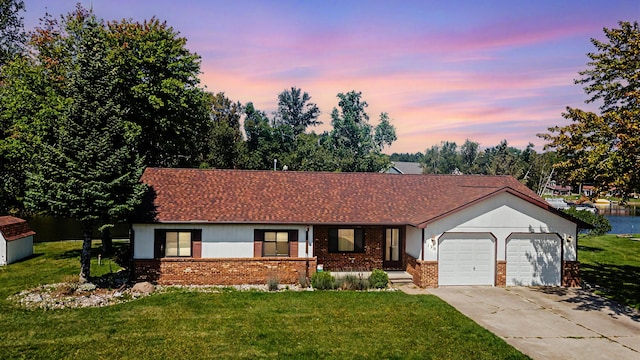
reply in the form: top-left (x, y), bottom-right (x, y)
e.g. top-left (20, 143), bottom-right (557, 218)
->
top-left (0, 216), bottom-right (36, 241)
top-left (141, 168), bottom-right (566, 228)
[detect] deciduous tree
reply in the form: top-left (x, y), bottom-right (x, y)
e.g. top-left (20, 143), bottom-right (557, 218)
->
top-left (540, 21), bottom-right (640, 199)
top-left (106, 17), bottom-right (210, 167)
top-left (0, 0), bottom-right (26, 67)
top-left (328, 91), bottom-right (395, 172)
top-left (202, 92), bottom-right (245, 169)
top-left (273, 87), bottom-right (321, 136)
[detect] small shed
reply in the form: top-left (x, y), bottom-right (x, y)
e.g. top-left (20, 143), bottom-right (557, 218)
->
top-left (0, 216), bottom-right (35, 265)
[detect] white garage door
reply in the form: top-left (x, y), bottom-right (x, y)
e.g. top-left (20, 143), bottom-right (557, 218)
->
top-left (506, 233), bottom-right (561, 286)
top-left (438, 233), bottom-right (495, 286)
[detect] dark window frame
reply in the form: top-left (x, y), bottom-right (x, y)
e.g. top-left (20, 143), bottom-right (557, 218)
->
top-left (154, 229), bottom-right (202, 258)
top-left (254, 229), bottom-right (298, 257)
top-left (328, 228), bottom-right (365, 253)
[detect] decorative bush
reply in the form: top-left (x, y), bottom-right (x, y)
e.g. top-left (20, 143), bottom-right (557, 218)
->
top-left (337, 274), bottom-right (370, 290)
top-left (311, 271), bottom-right (336, 290)
top-left (267, 277), bottom-right (279, 291)
top-left (369, 269), bottom-right (389, 289)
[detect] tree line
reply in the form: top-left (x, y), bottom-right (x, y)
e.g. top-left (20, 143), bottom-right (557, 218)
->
top-left (390, 140), bottom-right (561, 194)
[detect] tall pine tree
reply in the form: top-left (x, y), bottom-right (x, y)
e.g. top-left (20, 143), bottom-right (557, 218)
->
top-left (25, 10), bottom-right (146, 282)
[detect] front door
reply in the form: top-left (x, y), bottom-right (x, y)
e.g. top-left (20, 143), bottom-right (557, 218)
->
top-left (383, 228), bottom-right (402, 269)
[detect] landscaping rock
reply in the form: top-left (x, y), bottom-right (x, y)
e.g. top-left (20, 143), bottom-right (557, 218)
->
top-left (78, 282), bottom-right (97, 292)
top-left (131, 281), bottom-right (155, 295)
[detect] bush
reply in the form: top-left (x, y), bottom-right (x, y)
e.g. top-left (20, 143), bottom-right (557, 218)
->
top-left (563, 208), bottom-right (612, 235)
top-left (369, 269), bottom-right (389, 289)
top-left (311, 271), bottom-right (336, 290)
top-left (337, 274), bottom-right (370, 290)
top-left (267, 276), bottom-right (279, 291)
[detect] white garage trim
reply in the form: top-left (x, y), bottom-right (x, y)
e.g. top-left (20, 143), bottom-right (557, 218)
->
top-left (506, 233), bottom-right (561, 286)
top-left (438, 232), bottom-right (495, 286)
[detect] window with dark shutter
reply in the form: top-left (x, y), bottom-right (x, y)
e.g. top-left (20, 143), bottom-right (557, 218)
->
top-left (153, 229), bottom-right (200, 258)
top-left (328, 228), bottom-right (365, 253)
top-left (255, 229), bottom-right (297, 257)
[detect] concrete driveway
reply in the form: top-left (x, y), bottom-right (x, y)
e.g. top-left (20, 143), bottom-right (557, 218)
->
top-left (423, 287), bottom-right (640, 360)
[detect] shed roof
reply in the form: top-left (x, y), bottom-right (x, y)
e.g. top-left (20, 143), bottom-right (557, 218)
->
top-left (388, 161), bottom-right (423, 175)
top-left (141, 168), bottom-right (581, 228)
top-left (0, 216), bottom-right (36, 241)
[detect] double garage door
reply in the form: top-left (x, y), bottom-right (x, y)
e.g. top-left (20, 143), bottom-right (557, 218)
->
top-left (438, 232), bottom-right (561, 286)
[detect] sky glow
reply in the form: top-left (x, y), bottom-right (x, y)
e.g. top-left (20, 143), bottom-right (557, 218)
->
top-left (23, 0), bottom-right (639, 153)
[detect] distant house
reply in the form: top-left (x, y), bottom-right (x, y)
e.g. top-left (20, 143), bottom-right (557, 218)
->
top-left (386, 161), bottom-right (423, 174)
top-left (0, 216), bottom-right (35, 266)
top-left (543, 181), bottom-right (572, 196)
top-left (132, 168), bottom-right (587, 288)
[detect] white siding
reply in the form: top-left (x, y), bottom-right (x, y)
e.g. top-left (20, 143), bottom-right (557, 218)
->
top-left (419, 192), bottom-right (577, 262)
top-left (2, 235), bottom-right (33, 265)
top-left (0, 234), bottom-right (6, 265)
top-left (133, 223), bottom-right (314, 259)
top-left (405, 225), bottom-right (423, 259)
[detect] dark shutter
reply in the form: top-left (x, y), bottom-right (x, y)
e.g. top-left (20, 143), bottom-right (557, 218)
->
top-left (288, 230), bottom-right (299, 257)
top-left (254, 229), bottom-right (264, 257)
top-left (192, 229), bottom-right (202, 258)
top-left (328, 228), bottom-right (338, 253)
top-left (354, 228), bottom-right (364, 252)
top-left (154, 230), bottom-right (165, 258)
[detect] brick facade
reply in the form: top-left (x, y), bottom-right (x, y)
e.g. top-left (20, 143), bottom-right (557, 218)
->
top-left (496, 260), bottom-right (506, 287)
top-left (133, 257), bottom-right (317, 285)
top-left (314, 225), bottom-right (384, 271)
top-left (406, 255), bottom-right (438, 288)
top-left (562, 260), bottom-right (580, 287)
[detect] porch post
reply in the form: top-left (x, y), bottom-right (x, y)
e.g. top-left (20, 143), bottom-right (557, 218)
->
top-left (305, 225), bottom-right (310, 283)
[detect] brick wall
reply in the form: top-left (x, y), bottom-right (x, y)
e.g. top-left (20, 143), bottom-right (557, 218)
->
top-left (314, 225), bottom-right (384, 271)
top-left (496, 260), bottom-right (506, 287)
top-left (562, 260), bottom-right (580, 287)
top-left (406, 255), bottom-right (438, 288)
top-left (133, 257), bottom-right (317, 285)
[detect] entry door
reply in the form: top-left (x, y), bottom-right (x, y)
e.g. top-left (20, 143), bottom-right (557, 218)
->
top-left (383, 228), bottom-right (402, 269)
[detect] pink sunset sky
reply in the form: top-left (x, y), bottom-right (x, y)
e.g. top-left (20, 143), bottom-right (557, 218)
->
top-left (23, 0), bottom-right (639, 154)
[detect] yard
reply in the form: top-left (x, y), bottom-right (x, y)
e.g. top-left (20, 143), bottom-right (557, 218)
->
top-left (578, 234), bottom-right (640, 310)
top-left (0, 241), bottom-right (527, 359)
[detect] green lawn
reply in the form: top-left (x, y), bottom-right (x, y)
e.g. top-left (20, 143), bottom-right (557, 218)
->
top-left (0, 241), bottom-right (527, 359)
top-left (578, 234), bottom-right (640, 310)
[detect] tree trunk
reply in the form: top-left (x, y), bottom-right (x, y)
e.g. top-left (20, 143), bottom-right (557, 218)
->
top-left (79, 227), bottom-right (93, 283)
top-left (101, 228), bottom-right (113, 256)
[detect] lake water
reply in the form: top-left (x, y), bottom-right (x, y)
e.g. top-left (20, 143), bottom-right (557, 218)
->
top-left (606, 215), bottom-right (640, 234)
top-left (596, 203), bottom-right (640, 234)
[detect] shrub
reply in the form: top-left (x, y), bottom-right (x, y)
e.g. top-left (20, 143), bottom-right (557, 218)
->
top-left (267, 277), bottom-right (279, 291)
top-left (369, 269), bottom-right (389, 289)
top-left (311, 271), bottom-right (336, 290)
top-left (337, 273), bottom-right (370, 290)
top-left (563, 208), bottom-right (612, 235)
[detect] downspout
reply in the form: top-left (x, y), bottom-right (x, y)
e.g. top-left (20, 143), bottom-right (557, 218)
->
top-left (421, 228), bottom-right (425, 261)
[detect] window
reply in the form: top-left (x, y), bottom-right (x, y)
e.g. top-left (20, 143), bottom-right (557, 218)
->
top-left (165, 231), bottom-right (191, 257)
top-left (263, 231), bottom-right (289, 256)
top-left (329, 228), bottom-right (364, 253)
top-left (154, 229), bottom-right (201, 258)
top-left (254, 229), bottom-right (298, 257)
